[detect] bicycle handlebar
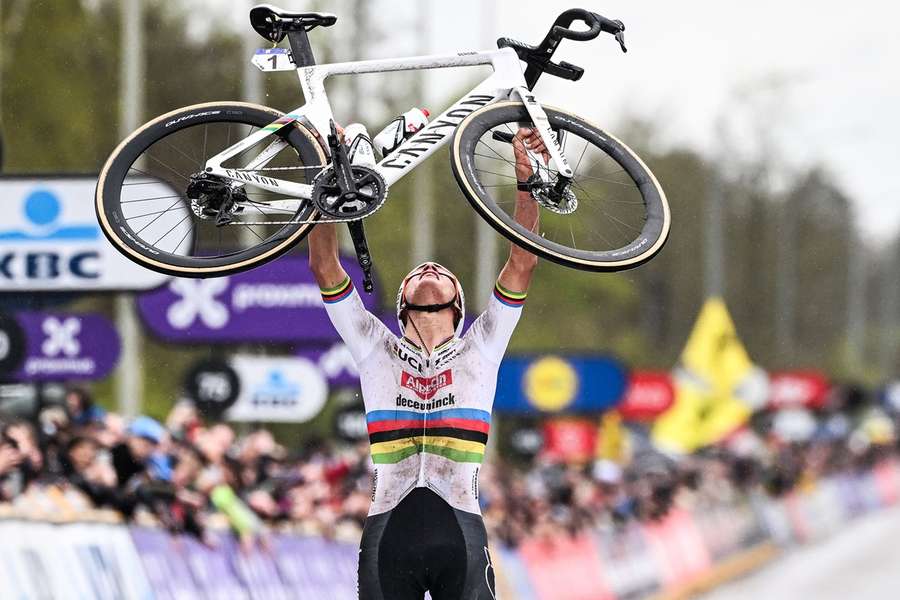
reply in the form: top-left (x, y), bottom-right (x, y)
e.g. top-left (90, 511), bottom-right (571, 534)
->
top-left (550, 9), bottom-right (602, 41)
top-left (549, 10), bottom-right (624, 41)
top-left (508, 8), bottom-right (627, 90)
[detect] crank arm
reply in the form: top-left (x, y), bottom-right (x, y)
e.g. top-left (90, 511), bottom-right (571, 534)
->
top-left (346, 221), bottom-right (375, 293)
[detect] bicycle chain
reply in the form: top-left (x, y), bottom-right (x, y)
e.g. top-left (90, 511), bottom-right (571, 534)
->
top-left (223, 165), bottom-right (388, 225)
top-left (227, 189), bottom-right (390, 226)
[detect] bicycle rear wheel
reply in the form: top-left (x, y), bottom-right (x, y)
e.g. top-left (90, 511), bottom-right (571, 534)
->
top-left (450, 101), bottom-right (670, 271)
top-left (96, 102), bottom-right (326, 278)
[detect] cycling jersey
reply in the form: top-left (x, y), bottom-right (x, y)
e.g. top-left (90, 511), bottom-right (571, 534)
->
top-left (321, 275), bottom-right (525, 516)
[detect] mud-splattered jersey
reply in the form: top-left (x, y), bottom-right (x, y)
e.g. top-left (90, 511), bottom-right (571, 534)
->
top-left (321, 276), bottom-right (525, 515)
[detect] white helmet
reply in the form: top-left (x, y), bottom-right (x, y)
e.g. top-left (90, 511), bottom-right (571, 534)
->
top-left (396, 262), bottom-right (465, 338)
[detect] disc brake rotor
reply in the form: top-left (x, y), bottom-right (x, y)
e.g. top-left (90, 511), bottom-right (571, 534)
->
top-left (532, 181), bottom-right (578, 215)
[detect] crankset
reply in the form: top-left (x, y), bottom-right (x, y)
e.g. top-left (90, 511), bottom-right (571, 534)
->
top-left (311, 165), bottom-right (386, 219)
top-left (323, 121), bottom-right (377, 293)
top-left (186, 173), bottom-right (246, 225)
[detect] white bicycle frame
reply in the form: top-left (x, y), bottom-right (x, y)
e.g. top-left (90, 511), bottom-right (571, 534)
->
top-left (203, 46), bottom-right (574, 215)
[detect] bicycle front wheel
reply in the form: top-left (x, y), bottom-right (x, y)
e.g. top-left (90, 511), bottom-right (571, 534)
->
top-left (96, 102), bottom-right (326, 278)
top-left (450, 101), bottom-right (670, 272)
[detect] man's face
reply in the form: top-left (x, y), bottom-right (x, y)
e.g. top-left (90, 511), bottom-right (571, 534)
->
top-left (403, 263), bottom-right (458, 308)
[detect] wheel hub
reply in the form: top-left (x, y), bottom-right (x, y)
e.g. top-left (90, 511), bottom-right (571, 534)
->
top-left (532, 181), bottom-right (578, 215)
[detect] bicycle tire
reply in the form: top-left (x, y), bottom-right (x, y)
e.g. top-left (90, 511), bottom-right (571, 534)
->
top-left (450, 101), bottom-right (670, 272)
top-left (96, 101), bottom-right (326, 278)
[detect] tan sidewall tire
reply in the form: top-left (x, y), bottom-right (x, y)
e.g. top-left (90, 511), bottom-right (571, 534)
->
top-left (96, 101), bottom-right (325, 278)
top-left (450, 101), bottom-right (671, 272)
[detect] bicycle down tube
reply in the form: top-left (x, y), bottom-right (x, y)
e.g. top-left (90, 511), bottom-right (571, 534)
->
top-left (203, 47), bottom-right (567, 213)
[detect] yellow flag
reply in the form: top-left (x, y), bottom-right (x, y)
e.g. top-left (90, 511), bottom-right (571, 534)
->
top-left (652, 297), bottom-right (762, 453)
top-left (597, 410), bottom-right (627, 462)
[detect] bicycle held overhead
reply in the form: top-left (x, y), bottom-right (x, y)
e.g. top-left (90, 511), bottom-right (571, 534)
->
top-left (95, 4), bottom-right (670, 289)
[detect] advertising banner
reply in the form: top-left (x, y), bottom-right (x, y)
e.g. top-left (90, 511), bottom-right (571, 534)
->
top-left (128, 527), bottom-right (359, 599)
top-left (137, 256), bottom-right (380, 343)
top-left (10, 311), bottom-right (120, 381)
top-left (767, 371), bottom-right (830, 409)
top-left (0, 520), bottom-right (153, 600)
top-left (270, 535), bottom-right (359, 599)
top-left (0, 177), bottom-right (169, 290)
top-left (494, 355), bottom-right (627, 414)
top-left (225, 355), bottom-right (328, 422)
top-left (518, 535), bottom-right (615, 600)
top-left (619, 371), bottom-right (675, 421)
top-left (642, 508), bottom-right (712, 589)
top-left (183, 357), bottom-right (242, 418)
top-left (541, 418), bottom-right (598, 462)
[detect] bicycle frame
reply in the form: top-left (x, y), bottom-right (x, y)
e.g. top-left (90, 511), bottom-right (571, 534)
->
top-left (203, 47), bottom-right (573, 213)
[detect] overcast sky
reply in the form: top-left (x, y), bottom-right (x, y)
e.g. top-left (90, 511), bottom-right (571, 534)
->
top-left (208, 0), bottom-right (899, 241)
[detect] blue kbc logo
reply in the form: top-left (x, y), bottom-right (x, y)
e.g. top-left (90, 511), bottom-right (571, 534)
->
top-left (0, 188), bottom-right (101, 280)
top-left (0, 188), bottom-right (98, 241)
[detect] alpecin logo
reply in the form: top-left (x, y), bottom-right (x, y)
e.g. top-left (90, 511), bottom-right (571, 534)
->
top-left (400, 369), bottom-right (452, 400)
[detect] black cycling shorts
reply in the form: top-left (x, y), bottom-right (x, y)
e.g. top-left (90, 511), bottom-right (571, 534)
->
top-left (358, 487), bottom-right (496, 600)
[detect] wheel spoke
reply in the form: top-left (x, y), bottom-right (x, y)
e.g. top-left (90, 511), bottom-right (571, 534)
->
top-left (134, 198), bottom-right (183, 235)
top-left (121, 194), bottom-right (185, 204)
top-left (468, 116), bottom-right (656, 258)
top-left (151, 213), bottom-right (191, 247)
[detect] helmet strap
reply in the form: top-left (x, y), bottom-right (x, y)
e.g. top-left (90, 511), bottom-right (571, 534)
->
top-left (404, 299), bottom-right (456, 313)
top-left (402, 299), bottom-right (458, 356)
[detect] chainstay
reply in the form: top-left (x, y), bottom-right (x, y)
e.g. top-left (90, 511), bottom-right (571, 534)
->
top-left (228, 185), bottom-right (390, 226)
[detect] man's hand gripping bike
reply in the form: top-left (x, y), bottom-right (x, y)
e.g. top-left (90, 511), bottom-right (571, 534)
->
top-left (95, 4), bottom-right (670, 291)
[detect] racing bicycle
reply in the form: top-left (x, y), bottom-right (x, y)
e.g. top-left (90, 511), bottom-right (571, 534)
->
top-left (96, 4), bottom-right (670, 290)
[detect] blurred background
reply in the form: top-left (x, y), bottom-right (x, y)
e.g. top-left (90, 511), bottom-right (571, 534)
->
top-left (1, 1), bottom-right (899, 598)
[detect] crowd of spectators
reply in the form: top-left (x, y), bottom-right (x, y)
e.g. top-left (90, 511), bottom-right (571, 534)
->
top-left (2, 386), bottom-right (899, 550)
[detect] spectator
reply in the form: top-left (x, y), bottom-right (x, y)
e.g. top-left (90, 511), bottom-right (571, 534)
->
top-left (112, 416), bottom-right (166, 489)
top-left (65, 387), bottom-right (106, 427)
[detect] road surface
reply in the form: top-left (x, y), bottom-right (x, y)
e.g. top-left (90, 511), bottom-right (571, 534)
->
top-left (701, 506), bottom-right (900, 599)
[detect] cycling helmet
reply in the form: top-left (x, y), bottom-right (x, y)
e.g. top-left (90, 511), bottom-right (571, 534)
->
top-left (396, 262), bottom-right (465, 338)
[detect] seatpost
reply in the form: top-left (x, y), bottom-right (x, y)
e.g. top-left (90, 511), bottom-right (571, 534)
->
top-left (286, 30), bottom-right (316, 67)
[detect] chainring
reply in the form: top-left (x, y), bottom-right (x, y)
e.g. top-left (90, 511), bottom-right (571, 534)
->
top-left (311, 166), bottom-right (387, 220)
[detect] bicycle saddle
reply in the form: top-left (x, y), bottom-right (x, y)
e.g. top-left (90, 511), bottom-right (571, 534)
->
top-left (250, 4), bottom-right (337, 43)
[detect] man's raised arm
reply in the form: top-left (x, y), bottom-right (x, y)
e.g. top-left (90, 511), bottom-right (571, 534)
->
top-left (497, 128), bottom-right (543, 295)
top-left (308, 224), bottom-right (348, 291)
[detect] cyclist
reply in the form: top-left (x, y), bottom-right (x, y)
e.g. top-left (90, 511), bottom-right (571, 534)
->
top-left (309, 128), bottom-right (546, 599)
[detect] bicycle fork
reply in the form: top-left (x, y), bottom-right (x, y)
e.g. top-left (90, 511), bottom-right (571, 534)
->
top-left (512, 88), bottom-right (574, 202)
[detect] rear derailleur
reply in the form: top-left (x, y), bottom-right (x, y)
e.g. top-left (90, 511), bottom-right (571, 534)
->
top-left (185, 173), bottom-right (247, 226)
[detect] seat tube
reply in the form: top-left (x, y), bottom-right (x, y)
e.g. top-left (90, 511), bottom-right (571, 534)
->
top-left (287, 30), bottom-right (316, 67)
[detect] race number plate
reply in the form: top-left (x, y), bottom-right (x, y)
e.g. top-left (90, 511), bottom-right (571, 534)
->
top-left (252, 48), bottom-right (296, 72)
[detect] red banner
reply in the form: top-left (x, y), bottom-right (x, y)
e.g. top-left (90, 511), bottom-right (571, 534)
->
top-left (518, 535), bottom-right (615, 600)
top-left (619, 372), bottom-right (675, 421)
top-left (642, 508), bottom-right (712, 588)
top-left (768, 371), bottom-right (830, 409)
top-left (541, 418), bottom-right (597, 462)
